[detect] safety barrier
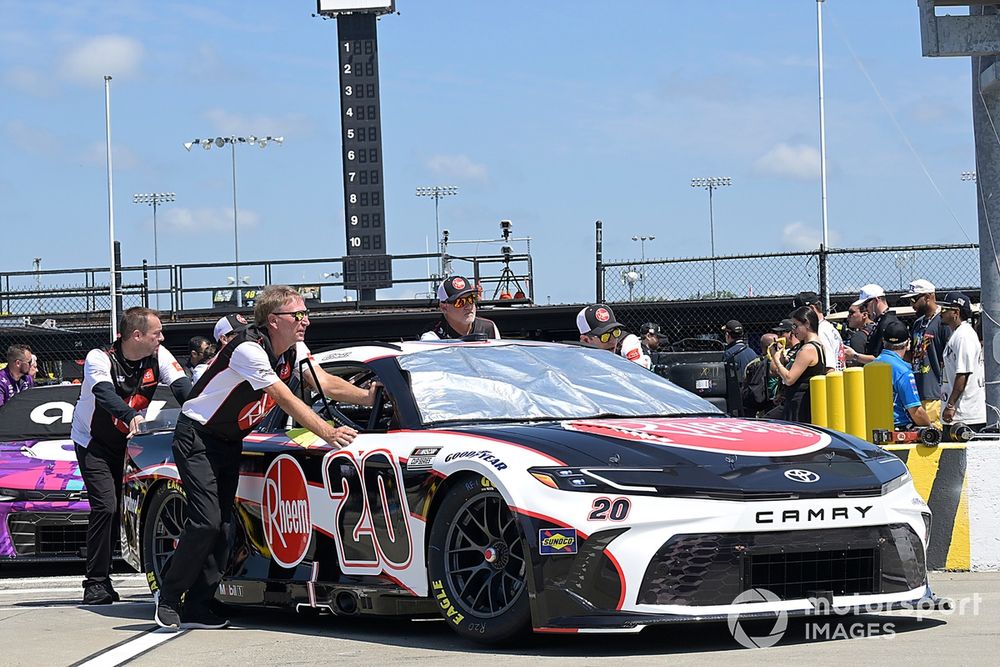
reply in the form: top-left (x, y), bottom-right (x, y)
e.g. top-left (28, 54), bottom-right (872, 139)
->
top-left (809, 363), bottom-right (894, 442)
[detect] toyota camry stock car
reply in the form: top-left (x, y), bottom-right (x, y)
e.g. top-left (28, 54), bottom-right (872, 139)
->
top-left (0, 384), bottom-right (178, 560)
top-left (120, 340), bottom-right (935, 642)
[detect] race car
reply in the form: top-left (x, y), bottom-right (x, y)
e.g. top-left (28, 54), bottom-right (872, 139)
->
top-left (0, 383), bottom-right (179, 560)
top-left (121, 340), bottom-right (934, 642)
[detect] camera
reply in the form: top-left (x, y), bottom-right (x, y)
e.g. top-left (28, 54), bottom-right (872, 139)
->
top-left (499, 219), bottom-right (512, 241)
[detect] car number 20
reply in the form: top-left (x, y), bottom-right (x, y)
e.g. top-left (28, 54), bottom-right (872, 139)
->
top-left (588, 497), bottom-right (631, 522)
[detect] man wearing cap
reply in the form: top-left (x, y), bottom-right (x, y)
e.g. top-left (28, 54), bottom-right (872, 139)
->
top-left (904, 279), bottom-right (951, 427)
top-left (874, 319), bottom-right (931, 429)
top-left (939, 291), bottom-right (986, 436)
top-left (639, 322), bottom-right (666, 356)
top-left (760, 320), bottom-right (796, 418)
top-left (420, 276), bottom-right (500, 341)
top-left (793, 292), bottom-right (841, 371)
top-left (844, 284), bottom-right (902, 364)
top-left (576, 304), bottom-right (650, 369)
top-left (191, 314), bottom-right (249, 384)
top-left (721, 320), bottom-right (757, 383)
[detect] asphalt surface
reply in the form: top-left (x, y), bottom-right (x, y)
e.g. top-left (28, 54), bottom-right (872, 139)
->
top-left (0, 564), bottom-right (996, 666)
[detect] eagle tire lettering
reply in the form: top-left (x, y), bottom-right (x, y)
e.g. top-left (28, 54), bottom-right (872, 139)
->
top-left (432, 579), bottom-right (465, 626)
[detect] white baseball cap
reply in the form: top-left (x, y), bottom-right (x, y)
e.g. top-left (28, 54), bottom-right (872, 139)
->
top-left (213, 313), bottom-right (248, 343)
top-left (901, 279), bottom-right (935, 300)
top-left (851, 284), bottom-right (886, 307)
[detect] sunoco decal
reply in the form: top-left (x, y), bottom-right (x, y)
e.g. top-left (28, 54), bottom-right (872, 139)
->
top-left (262, 454), bottom-right (312, 569)
top-left (561, 418), bottom-right (831, 457)
top-left (539, 528), bottom-right (578, 555)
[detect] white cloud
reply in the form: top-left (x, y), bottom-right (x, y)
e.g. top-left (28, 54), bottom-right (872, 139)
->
top-left (202, 108), bottom-right (312, 138)
top-left (161, 207), bottom-right (261, 234)
top-left (426, 154), bottom-right (488, 183)
top-left (754, 143), bottom-right (821, 180)
top-left (82, 142), bottom-right (139, 170)
top-left (4, 66), bottom-right (56, 97)
top-left (61, 35), bottom-right (144, 84)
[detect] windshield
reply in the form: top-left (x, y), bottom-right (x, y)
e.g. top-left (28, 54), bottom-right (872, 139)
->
top-left (397, 343), bottom-right (720, 425)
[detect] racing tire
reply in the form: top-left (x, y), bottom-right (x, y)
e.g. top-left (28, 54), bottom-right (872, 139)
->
top-left (427, 477), bottom-right (530, 643)
top-left (141, 482), bottom-right (186, 593)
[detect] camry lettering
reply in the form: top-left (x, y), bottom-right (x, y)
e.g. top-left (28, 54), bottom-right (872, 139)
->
top-left (755, 505), bottom-right (873, 524)
top-left (443, 450), bottom-right (508, 471)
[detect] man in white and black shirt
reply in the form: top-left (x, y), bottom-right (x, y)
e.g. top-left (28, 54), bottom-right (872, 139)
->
top-left (73, 307), bottom-right (191, 605)
top-left (154, 285), bottom-right (375, 632)
top-left (576, 303), bottom-right (651, 369)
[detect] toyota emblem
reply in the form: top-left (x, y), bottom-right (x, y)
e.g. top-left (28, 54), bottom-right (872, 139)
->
top-left (784, 469), bottom-right (820, 483)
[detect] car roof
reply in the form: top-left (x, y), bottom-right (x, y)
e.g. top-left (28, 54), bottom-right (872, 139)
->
top-left (310, 339), bottom-right (569, 365)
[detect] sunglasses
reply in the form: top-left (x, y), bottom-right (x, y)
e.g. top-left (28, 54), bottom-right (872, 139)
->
top-left (273, 310), bottom-right (310, 322)
top-left (593, 327), bottom-right (623, 343)
top-left (449, 295), bottom-right (478, 308)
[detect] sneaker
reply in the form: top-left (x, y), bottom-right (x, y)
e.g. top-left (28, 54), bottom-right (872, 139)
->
top-left (103, 580), bottom-right (121, 602)
top-left (82, 583), bottom-right (113, 605)
top-left (181, 608), bottom-right (230, 630)
top-left (154, 591), bottom-right (181, 632)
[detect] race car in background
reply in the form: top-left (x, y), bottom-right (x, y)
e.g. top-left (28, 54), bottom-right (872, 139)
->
top-left (121, 340), bottom-right (934, 643)
top-left (0, 384), bottom-right (178, 560)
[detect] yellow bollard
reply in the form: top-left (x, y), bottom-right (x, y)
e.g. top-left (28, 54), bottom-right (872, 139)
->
top-left (864, 362), bottom-right (894, 443)
top-left (844, 367), bottom-right (867, 440)
top-left (810, 375), bottom-right (828, 428)
top-left (826, 371), bottom-right (846, 432)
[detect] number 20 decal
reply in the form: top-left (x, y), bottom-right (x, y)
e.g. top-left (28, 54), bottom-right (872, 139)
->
top-left (588, 497), bottom-right (631, 522)
top-left (323, 449), bottom-right (413, 571)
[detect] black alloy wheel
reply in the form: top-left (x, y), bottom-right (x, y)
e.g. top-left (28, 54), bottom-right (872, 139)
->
top-left (141, 483), bottom-right (186, 591)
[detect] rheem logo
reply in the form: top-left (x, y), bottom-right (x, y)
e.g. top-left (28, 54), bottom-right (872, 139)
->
top-left (263, 455), bottom-right (312, 569)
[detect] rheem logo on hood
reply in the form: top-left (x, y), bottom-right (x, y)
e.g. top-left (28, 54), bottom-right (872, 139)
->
top-left (263, 455), bottom-right (312, 569)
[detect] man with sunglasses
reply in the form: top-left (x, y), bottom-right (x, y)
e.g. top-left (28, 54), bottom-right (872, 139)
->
top-left (576, 304), bottom-right (651, 369)
top-left (903, 279), bottom-right (950, 428)
top-left (420, 275), bottom-right (500, 340)
top-left (844, 283), bottom-right (902, 365)
top-left (155, 285), bottom-right (376, 632)
top-left (0, 344), bottom-right (34, 408)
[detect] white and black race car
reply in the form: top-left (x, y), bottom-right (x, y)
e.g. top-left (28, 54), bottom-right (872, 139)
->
top-left (121, 340), bottom-right (934, 643)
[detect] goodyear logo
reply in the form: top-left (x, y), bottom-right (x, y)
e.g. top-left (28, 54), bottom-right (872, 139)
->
top-left (538, 528), bottom-right (577, 555)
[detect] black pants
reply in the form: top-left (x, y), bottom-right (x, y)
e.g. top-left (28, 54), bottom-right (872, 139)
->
top-left (75, 439), bottom-right (124, 588)
top-left (158, 415), bottom-right (242, 612)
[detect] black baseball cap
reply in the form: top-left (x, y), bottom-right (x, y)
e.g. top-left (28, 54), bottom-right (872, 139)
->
top-left (793, 291), bottom-right (821, 308)
top-left (721, 319), bottom-right (743, 335)
top-left (436, 275), bottom-right (477, 303)
top-left (576, 304), bottom-right (621, 336)
top-left (940, 291), bottom-right (973, 319)
top-left (771, 318), bottom-right (795, 334)
top-left (640, 322), bottom-right (661, 336)
top-left (882, 319), bottom-right (910, 345)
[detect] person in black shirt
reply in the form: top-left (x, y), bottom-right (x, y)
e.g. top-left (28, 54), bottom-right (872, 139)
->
top-left (420, 275), bottom-right (500, 340)
top-left (72, 308), bottom-right (192, 605)
top-left (844, 283), bottom-right (902, 365)
top-left (180, 336), bottom-right (213, 378)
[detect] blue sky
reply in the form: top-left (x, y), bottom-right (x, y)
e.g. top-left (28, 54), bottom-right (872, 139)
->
top-left (0, 1), bottom-right (979, 305)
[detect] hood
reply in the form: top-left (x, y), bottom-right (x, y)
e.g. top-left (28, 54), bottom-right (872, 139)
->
top-left (448, 417), bottom-right (905, 498)
top-left (0, 439), bottom-right (85, 496)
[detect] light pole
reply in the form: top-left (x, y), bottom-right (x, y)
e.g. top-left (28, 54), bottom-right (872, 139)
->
top-left (184, 135), bottom-right (283, 305)
top-left (690, 177), bottom-right (732, 296)
top-left (415, 186), bottom-right (458, 278)
top-left (132, 192), bottom-right (175, 309)
top-left (631, 234), bottom-right (655, 299)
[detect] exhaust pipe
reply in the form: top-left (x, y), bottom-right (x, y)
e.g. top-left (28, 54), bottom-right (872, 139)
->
top-left (335, 591), bottom-right (359, 615)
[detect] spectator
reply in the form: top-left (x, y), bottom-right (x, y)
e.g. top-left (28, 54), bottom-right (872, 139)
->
top-left (192, 314), bottom-right (248, 384)
top-left (420, 275), bottom-right (500, 340)
top-left (903, 279), bottom-right (951, 428)
top-left (844, 284), bottom-right (902, 365)
top-left (181, 336), bottom-right (213, 378)
top-left (29, 354), bottom-right (38, 382)
top-left (639, 322), bottom-right (666, 355)
top-left (874, 319), bottom-right (931, 429)
top-left (760, 319), bottom-right (796, 419)
top-left (576, 304), bottom-right (650, 369)
top-left (742, 333), bottom-right (778, 417)
top-left (0, 344), bottom-right (34, 408)
top-left (939, 292), bottom-right (986, 437)
top-left (768, 306), bottom-right (826, 423)
top-left (844, 302), bottom-right (872, 366)
top-left (793, 291), bottom-right (841, 371)
top-left (721, 320), bottom-right (757, 383)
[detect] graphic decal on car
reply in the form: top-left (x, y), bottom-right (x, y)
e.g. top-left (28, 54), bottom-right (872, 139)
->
top-left (538, 528), bottom-right (578, 555)
top-left (560, 417), bottom-right (831, 457)
top-left (263, 454), bottom-right (312, 568)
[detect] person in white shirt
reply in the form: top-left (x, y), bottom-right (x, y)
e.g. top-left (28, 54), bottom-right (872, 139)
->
top-left (939, 291), bottom-right (986, 438)
top-left (793, 291), bottom-right (841, 371)
top-left (576, 304), bottom-right (650, 369)
top-left (191, 313), bottom-right (249, 384)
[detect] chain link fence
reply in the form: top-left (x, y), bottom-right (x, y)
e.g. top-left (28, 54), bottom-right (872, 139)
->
top-left (600, 243), bottom-right (981, 348)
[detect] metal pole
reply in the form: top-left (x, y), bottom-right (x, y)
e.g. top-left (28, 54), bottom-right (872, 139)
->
top-left (231, 138), bottom-right (241, 307)
top-left (817, 0), bottom-right (831, 312)
top-left (104, 75), bottom-right (117, 341)
top-left (152, 198), bottom-right (160, 310)
top-left (595, 220), bottom-right (604, 302)
top-left (434, 194), bottom-right (441, 277)
top-left (709, 186), bottom-right (717, 295)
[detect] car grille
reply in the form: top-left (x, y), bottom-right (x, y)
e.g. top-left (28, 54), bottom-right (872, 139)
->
top-left (638, 524), bottom-right (924, 606)
top-left (7, 512), bottom-right (89, 557)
